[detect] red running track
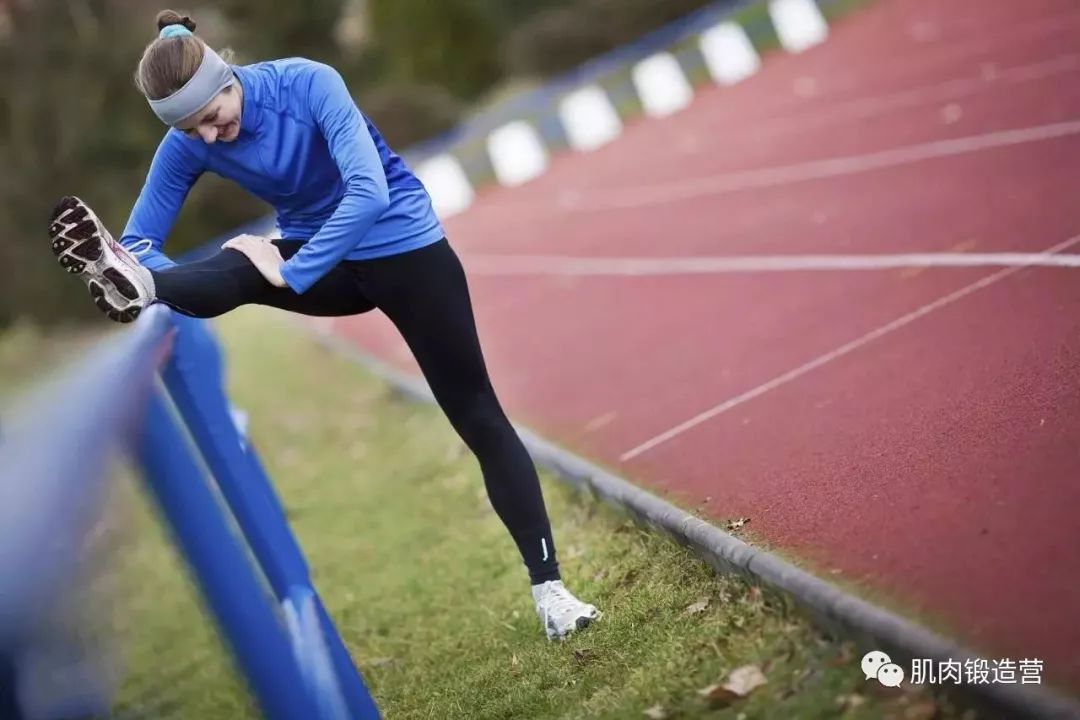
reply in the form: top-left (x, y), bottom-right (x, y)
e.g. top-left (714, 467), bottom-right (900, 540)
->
top-left (325, 0), bottom-right (1080, 692)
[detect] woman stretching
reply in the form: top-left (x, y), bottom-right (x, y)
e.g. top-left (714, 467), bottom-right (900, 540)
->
top-left (46, 10), bottom-right (599, 640)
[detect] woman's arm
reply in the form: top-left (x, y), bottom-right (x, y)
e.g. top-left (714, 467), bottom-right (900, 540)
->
top-left (119, 132), bottom-right (205, 271)
top-left (278, 64), bottom-right (390, 294)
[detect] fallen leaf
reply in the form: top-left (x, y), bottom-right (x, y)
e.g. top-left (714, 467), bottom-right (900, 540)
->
top-left (684, 597), bottom-right (710, 616)
top-left (573, 648), bottom-right (595, 664)
top-left (726, 517), bottom-right (751, 531)
top-left (698, 683), bottom-right (741, 707)
top-left (831, 642), bottom-right (856, 666)
top-left (643, 704), bottom-right (667, 719)
top-left (726, 665), bottom-right (768, 696)
top-left (699, 664), bottom-right (768, 707)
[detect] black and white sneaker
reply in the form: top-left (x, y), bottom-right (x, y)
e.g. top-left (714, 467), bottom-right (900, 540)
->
top-left (532, 580), bottom-right (601, 640)
top-left (48, 196), bottom-right (155, 323)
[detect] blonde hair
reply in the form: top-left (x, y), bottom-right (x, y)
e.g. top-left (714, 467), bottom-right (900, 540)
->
top-left (134, 10), bottom-right (234, 100)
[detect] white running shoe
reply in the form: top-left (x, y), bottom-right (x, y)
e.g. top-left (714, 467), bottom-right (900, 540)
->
top-left (48, 196), bottom-right (155, 323)
top-left (532, 580), bottom-right (601, 640)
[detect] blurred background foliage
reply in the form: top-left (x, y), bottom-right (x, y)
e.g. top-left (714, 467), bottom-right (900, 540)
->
top-left (0, 0), bottom-right (718, 328)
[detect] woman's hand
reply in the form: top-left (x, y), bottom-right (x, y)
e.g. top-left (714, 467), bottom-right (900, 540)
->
top-left (222, 234), bottom-right (288, 288)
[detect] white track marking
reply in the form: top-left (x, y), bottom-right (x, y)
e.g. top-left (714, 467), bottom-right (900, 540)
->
top-left (583, 120), bottom-right (1080, 210)
top-left (464, 252), bottom-right (1080, 277)
top-left (618, 233), bottom-right (1080, 461)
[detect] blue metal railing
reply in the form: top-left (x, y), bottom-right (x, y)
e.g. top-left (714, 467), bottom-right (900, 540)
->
top-left (0, 305), bottom-right (380, 719)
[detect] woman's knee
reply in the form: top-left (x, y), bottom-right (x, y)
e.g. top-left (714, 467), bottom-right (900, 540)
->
top-left (445, 391), bottom-right (512, 449)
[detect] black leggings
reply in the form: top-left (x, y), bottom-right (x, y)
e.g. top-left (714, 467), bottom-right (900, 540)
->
top-left (152, 239), bottom-right (560, 584)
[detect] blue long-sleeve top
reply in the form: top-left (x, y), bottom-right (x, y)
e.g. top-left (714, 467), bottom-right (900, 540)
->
top-left (119, 58), bottom-right (445, 293)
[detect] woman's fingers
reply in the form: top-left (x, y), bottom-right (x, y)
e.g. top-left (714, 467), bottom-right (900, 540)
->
top-left (229, 240), bottom-right (263, 265)
top-left (220, 234), bottom-right (287, 288)
top-left (221, 233), bottom-right (268, 250)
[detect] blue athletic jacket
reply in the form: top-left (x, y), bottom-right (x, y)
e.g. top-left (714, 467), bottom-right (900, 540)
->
top-left (119, 58), bottom-right (445, 293)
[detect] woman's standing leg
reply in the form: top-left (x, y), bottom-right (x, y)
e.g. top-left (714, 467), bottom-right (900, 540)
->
top-left (354, 239), bottom-right (599, 638)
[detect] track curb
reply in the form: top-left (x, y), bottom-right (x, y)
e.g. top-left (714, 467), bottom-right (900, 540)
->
top-left (302, 321), bottom-right (1080, 720)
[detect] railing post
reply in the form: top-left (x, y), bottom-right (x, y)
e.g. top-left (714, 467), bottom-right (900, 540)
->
top-left (159, 314), bottom-right (380, 719)
top-left (137, 388), bottom-right (316, 720)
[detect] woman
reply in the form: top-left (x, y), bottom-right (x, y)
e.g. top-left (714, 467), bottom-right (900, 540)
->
top-left (47, 10), bottom-right (599, 640)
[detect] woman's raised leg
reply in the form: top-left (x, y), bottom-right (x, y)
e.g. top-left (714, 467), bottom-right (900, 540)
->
top-left (48, 196), bottom-right (373, 322)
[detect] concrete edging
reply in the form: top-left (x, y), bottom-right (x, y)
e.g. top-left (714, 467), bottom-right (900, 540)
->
top-left (304, 323), bottom-right (1080, 720)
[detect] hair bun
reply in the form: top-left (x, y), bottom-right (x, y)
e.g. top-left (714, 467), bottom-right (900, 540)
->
top-left (155, 9), bottom-right (197, 33)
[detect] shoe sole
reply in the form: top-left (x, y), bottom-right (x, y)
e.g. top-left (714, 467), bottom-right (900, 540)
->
top-left (48, 196), bottom-right (148, 323)
top-left (546, 609), bottom-right (601, 640)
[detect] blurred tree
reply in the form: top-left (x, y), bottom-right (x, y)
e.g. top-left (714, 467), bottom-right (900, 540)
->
top-left (0, 0), bottom-right (726, 328)
top-left (501, 4), bottom-right (611, 78)
top-left (357, 82), bottom-right (464, 149)
top-left (502, 0), bottom-right (723, 77)
top-left (364, 0), bottom-right (503, 100)
top-left (479, 0), bottom-right (573, 33)
top-left (215, 0), bottom-right (346, 65)
top-left (0, 0), bottom-right (265, 328)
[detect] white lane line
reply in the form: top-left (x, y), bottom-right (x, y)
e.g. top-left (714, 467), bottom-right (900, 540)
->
top-left (772, 13), bottom-right (1080, 118)
top-left (750, 54), bottom-right (1079, 138)
top-left (464, 252), bottom-right (1080, 276)
top-left (618, 232), bottom-right (1080, 462)
top-left (581, 119), bottom-right (1080, 210)
top-left (457, 56), bottom-right (1079, 222)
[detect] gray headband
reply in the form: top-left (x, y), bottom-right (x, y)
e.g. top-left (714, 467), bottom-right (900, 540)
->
top-left (148, 46), bottom-right (235, 126)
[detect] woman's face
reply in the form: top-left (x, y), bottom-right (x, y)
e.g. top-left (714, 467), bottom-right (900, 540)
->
top-left (176, 83), bottom-right (243, 144)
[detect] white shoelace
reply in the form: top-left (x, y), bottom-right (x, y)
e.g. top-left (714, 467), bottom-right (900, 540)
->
top-left (539, 583), bottom-right (584, 620)
top-left (126, 238), bottom-right (154, 257)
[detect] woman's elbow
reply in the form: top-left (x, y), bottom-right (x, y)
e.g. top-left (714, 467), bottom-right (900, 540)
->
top-left (348, 177), bottom-right (390, 214)
top-left (373, 185), bottom-right (391, 213)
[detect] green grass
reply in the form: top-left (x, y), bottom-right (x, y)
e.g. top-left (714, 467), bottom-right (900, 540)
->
top-left (0, 320), bottom-right (104, 402)
top-left (1, 311), bottom-right (977, 719)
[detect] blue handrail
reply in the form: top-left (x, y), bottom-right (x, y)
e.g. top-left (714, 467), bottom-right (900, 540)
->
top-left (0, 304), bottom-right (172, 640)
top-left (0, 303), bottom-right (379, 718)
